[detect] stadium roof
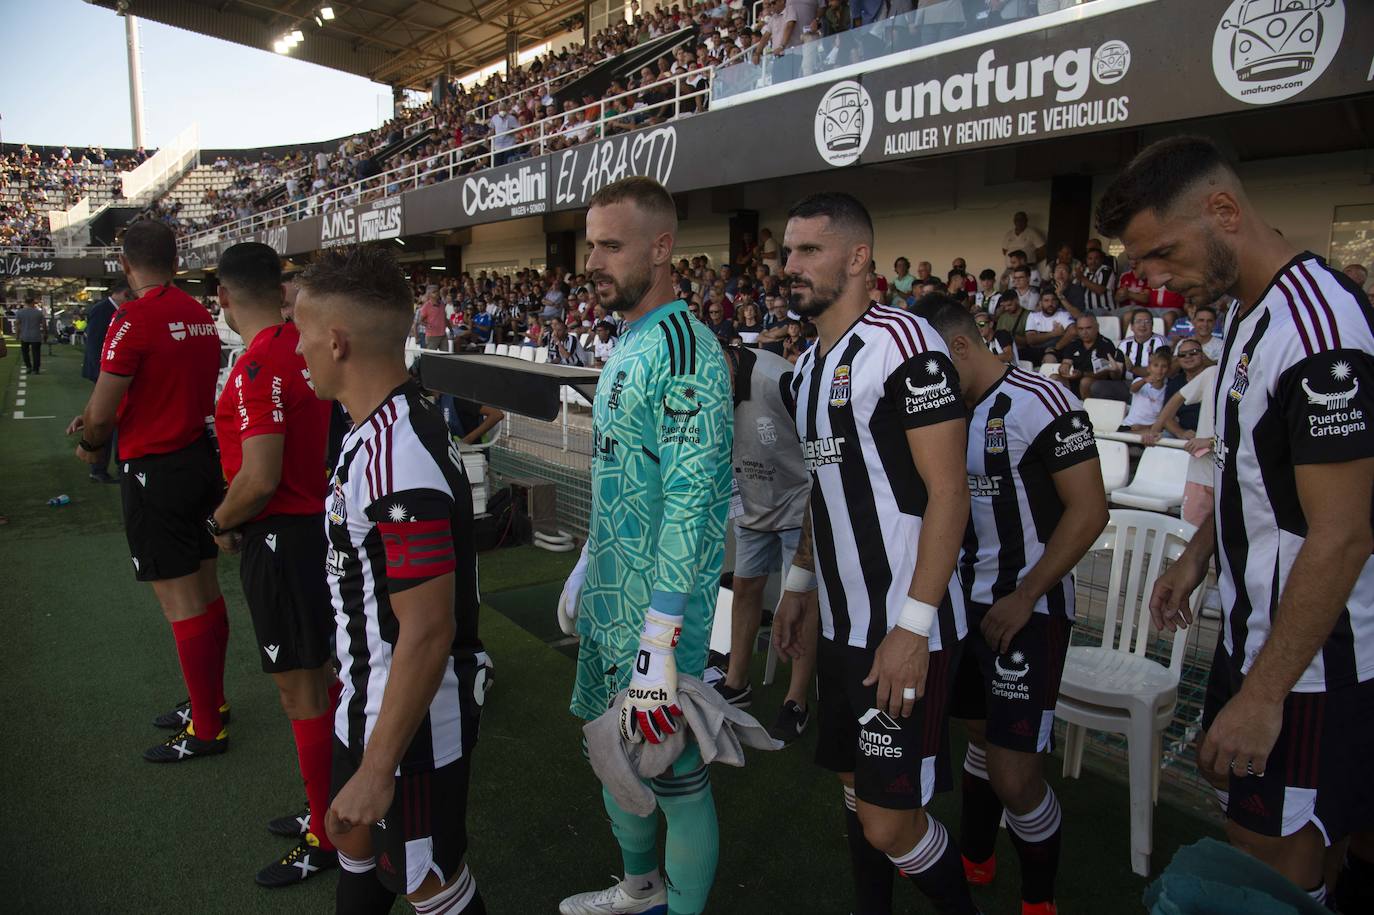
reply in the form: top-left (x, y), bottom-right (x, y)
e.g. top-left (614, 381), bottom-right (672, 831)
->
top-left (87, 0), bottom-right (589, 90)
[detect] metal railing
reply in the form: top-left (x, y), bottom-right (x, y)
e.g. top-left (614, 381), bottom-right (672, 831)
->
top-left (174, 65), bottom-right (715, 252)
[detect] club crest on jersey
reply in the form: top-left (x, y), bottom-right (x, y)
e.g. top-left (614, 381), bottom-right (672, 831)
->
top-left (1228, 353), bottom-right (1250, 403)
top-left (757, 416), bottom-right (777, 446)
top-left (985, 417), bottom-right (1007, 454)
top-left (905, 358), bottom-right (956, 413)
top-left (829, 365), bottom-right (852, 407)
top-left (328, 480), bottom-right (347, 525)
top-left (607, 371), bottom-right (627, 409)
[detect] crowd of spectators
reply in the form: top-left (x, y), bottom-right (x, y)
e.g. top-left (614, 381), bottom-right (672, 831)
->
top-left (0, 144), bottom-right (144, 250)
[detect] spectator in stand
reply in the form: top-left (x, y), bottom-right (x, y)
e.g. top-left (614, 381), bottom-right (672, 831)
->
top-left (1051, 314), bottom-right (1121, 399)
top-left (1344, 263), bottom-right (1368, 294)
top-left (1144, 352), bottom-right (1219, 527)
top-left (758, 295), bottom-right (791, 355)
top-left (1079, 247), bottom-right (1116, 314)
top-left (589, 321), bottom-right (617, 367)
top-left (759, 227), bottom-right (781, 269)
top-left (821, 0), bottom-right (851, 34)
top-left (1186, 302), bottom-right (1224, 361)
top-left (543, 318), bottom-right (584, 366)
top-left (735, 301), bottom-right (764, 344)
top-left (850, 0), bottom-right (885, 27)
top-left (1114, 307), bottom-right (1169, 384)
top-left (889, 257), bottom-right (915, 307)
top-left (1117, 347), bottom-right (1173, 433)
top-left (999, 248), bottom-right (1041, 291)
top-left (417, 285), bottom-right (448, 351)
top-left (706, 302), bottom-right (736, 341)
top-left (1023, 288), bottom-right (1076, 364)
top-left (975, 310), bottom-right (1016, 364)
top-left (1001, 209), bottom-right (1046, 267)
top-left (1008, 263), bottom-right (1040, 313)
top-left (994, 281), bottom-right (1031, 350)
top-left (490, 105), bottom-right (520, 165)
top-left (1044, 242), bottom-right (1082, 281)
top-left (973, 268), bottom-right (1001, 313)
top-left (1047, 262), bottom-right (1085, 314)
top-left (1157, 338), bottom-right (1211, 437)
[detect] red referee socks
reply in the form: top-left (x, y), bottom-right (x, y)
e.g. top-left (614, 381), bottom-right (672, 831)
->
top-left (171, 611), bottom-right (224, 738)
top-left (292, 711), bottom-right (335, 850)
top-left (205, 596), bottom-right (229, 709)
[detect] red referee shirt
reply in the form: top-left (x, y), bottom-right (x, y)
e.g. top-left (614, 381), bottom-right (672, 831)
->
top-left (101, 285), bottom-right (220, 460)
top-left (215, 322), bottom-right (330, 521)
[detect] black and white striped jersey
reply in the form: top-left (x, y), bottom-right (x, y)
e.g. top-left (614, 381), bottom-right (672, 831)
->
top-left (1082, 263), bottom-right (1117, 313)
top-left (961, 367), bottom-right (1098, 617)
top-left (326, 380), bottom-right (484, 771)
top-left (789, 304), bottom-right (968, 651)
top-left (1214, 253), bottom-right (1374, 692)
top-left (1115, 333), bottom-right (1169, 369)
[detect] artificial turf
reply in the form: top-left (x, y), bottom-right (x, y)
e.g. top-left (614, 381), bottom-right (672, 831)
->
top-left (0, 338), bottom-right (1219, 913)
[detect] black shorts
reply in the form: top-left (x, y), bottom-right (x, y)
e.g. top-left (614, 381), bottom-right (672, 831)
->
top-left (1202, 643), bottom-right (1374, 844)
top-left (814, 636), bottom-right (959, 810)
top-left (948, 606), bottom-right (1072, 754)
top-left (238, 513), bottom-right (333, 674)
top-left (331, 739), bottom-right (474, 896)
top-left (120, 436), bottom-right (222, 582)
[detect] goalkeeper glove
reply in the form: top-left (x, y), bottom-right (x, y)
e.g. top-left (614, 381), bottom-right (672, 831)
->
top-left (618, 608), bottom-right (683, 745)
top-left (556, 543), bottom-right (590, 637)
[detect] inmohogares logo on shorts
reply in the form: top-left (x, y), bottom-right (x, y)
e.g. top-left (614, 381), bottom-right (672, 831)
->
top-left (815, 81), bottom-right (873, 167)
top-left (1213, 0), bottom-right (1343, 105)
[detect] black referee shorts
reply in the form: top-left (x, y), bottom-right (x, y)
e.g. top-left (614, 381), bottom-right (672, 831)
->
top-left (331, 739), bottom-right (474, 896)
top-left (1202, 644), bottom-right (1374, 845)
top-left (238, 513), bottom-right (334, 674)
top-left (120, 436), bottom-right (221, 582)
top-left (814, 636), bottom-right (960, 810)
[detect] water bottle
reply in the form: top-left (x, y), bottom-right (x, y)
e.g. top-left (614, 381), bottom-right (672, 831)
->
top-left (47, 495), bottom-right (71, 507)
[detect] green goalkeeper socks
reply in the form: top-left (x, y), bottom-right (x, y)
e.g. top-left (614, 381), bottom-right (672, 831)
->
top-left (652, 751), bottom-right (718, 915)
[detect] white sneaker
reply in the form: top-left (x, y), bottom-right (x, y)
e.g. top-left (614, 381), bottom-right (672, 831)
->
top-left (558, 877), bottom-right (668, 915)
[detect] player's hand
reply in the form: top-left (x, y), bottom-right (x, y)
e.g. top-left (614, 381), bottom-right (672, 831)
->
top-left (75, 443), bottom-right (102, 464)
top-left (557, 543), bottom-right (590, 637)
top-left (981, 589), bottom-right (1034, 656)
top-left (1147, 556), bottom-right (1206, 633)
top-left (66, 415), bottom-right (85, 436)
top-left (213, 531), bottom-right (243, 554)
top-left (1198, 689), bottom-right (1282, 781)
top-left (864, 627), bottom-right (929, 719)
top-left (619, 609), bottom-right (683, 745)
top-left (773, 589), bottom-right (817, 660)
top-left (326, 763), bottom-right (394, 838)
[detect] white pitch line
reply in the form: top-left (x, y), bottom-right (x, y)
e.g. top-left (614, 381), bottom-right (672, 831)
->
top-left (13, 413), bottom-right (55, 420)
top-left (15, 399), bottom-right (24, 406)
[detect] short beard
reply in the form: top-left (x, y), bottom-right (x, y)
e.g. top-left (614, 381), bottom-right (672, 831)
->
top-left (790, 265), bottom-right (849, 319)
top-left (595, 266), bottom-right (652, 314)
top-left (1197, 233), bottom-right (1239, 305)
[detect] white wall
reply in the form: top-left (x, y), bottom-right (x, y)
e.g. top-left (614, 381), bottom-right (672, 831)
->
top-left (464, 216), bottom-right (548, 273)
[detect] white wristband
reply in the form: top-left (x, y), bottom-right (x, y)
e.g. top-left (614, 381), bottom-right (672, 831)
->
top-left (894, 597), bottom-right (937, 638)
top-left (784, 564), bottom-right (817, 592)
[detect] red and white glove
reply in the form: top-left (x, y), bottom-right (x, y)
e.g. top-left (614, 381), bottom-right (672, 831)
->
top-left (619, 609), bottom-right (683, 745)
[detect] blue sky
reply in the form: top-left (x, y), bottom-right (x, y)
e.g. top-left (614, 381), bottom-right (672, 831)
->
top-left (0, 0), bottom-right (394, 151)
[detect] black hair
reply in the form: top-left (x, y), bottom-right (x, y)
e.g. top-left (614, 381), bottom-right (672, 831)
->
top-left (1193, 303), bottom-right (1218, 317)
top-left (911, 290), bottom-right (961, 322)
top-left (979, 268), bottom-right (997, 282)
top-left (786, 192), bottom-right (874, 246)
top-left (122, 219), bottom-right (177, 274)
top-left (1096, 135), bottom-right (1236, 239)
top-left (296, 244), bottom-right (413, 319)
top-left (216, 242), bottom-right (283, 305)
top-left (927, 299), bottom-right (979, 340)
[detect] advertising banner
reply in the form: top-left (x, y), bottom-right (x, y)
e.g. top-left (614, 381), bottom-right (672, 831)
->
top-left (319, 195), bottom-right (404, 248)
top-left (404, 155), bottom-right (552, 235)
top-left (0, 253), bottom-right (120, 278)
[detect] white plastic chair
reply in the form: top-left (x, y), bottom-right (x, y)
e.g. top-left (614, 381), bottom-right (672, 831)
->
top-left (1038, 363), bottom-right (1062, 378)
top-left (1056, 509), bottom-right (1201, 877)
top-left (1099, 319), bottom-right (1123, 345)
top-left (1152, 317), bottom-right (1165, 336)
top-left (1110, 447), bottom-right (1191, 513)
top-left (534, 347), bottom-right (549, 364)
top-left (1084, 397), bottom-right (1126, 434)
top-left (518, 347), bottom-right (536, 362)
top-left (483, 342), bottom-right (497, 354)
top-left (1097, 439), bottom-right (1130, 492)
top-left (495, 344), bottom-right (510, 357)
top-left (1015, 360), bottom-right (1034, 372)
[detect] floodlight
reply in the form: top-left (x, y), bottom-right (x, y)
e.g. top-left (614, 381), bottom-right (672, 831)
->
top-left (320, 7), bottom-right (335, 20)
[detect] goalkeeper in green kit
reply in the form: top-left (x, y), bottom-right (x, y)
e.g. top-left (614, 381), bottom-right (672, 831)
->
top-left (555, 177), bottom-right (733, 915)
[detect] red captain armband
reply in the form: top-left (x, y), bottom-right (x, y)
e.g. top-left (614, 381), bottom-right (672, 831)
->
top-left (378, 519), bottom-right (456, 584)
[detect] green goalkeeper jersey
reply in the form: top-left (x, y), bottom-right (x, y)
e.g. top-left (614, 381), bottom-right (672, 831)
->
top-left (578, 298), bottom-right (733, 674)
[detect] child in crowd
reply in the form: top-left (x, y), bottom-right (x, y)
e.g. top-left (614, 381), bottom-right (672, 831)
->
top-left (1118, 347), bottom-right (1172, 433)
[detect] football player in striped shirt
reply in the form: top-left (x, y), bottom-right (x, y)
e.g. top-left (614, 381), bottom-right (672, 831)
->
top-left (1110, 136), bottom-right (1374, 910)
top-left (931, 300), bottom-right (1108, 915)
top-left (295, 245), bottom-right (490, 915)
top-left (772, 193), bottom-right (977, 915)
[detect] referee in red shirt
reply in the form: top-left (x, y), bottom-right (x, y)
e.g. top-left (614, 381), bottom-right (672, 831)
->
top-left (210, 242), bottom-right (340, 887)
top-left (70, 219), bottom-right (230, 762)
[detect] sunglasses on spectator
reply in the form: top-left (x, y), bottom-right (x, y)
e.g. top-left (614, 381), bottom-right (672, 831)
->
top-left (975, 320), bottom-right (990, 327)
